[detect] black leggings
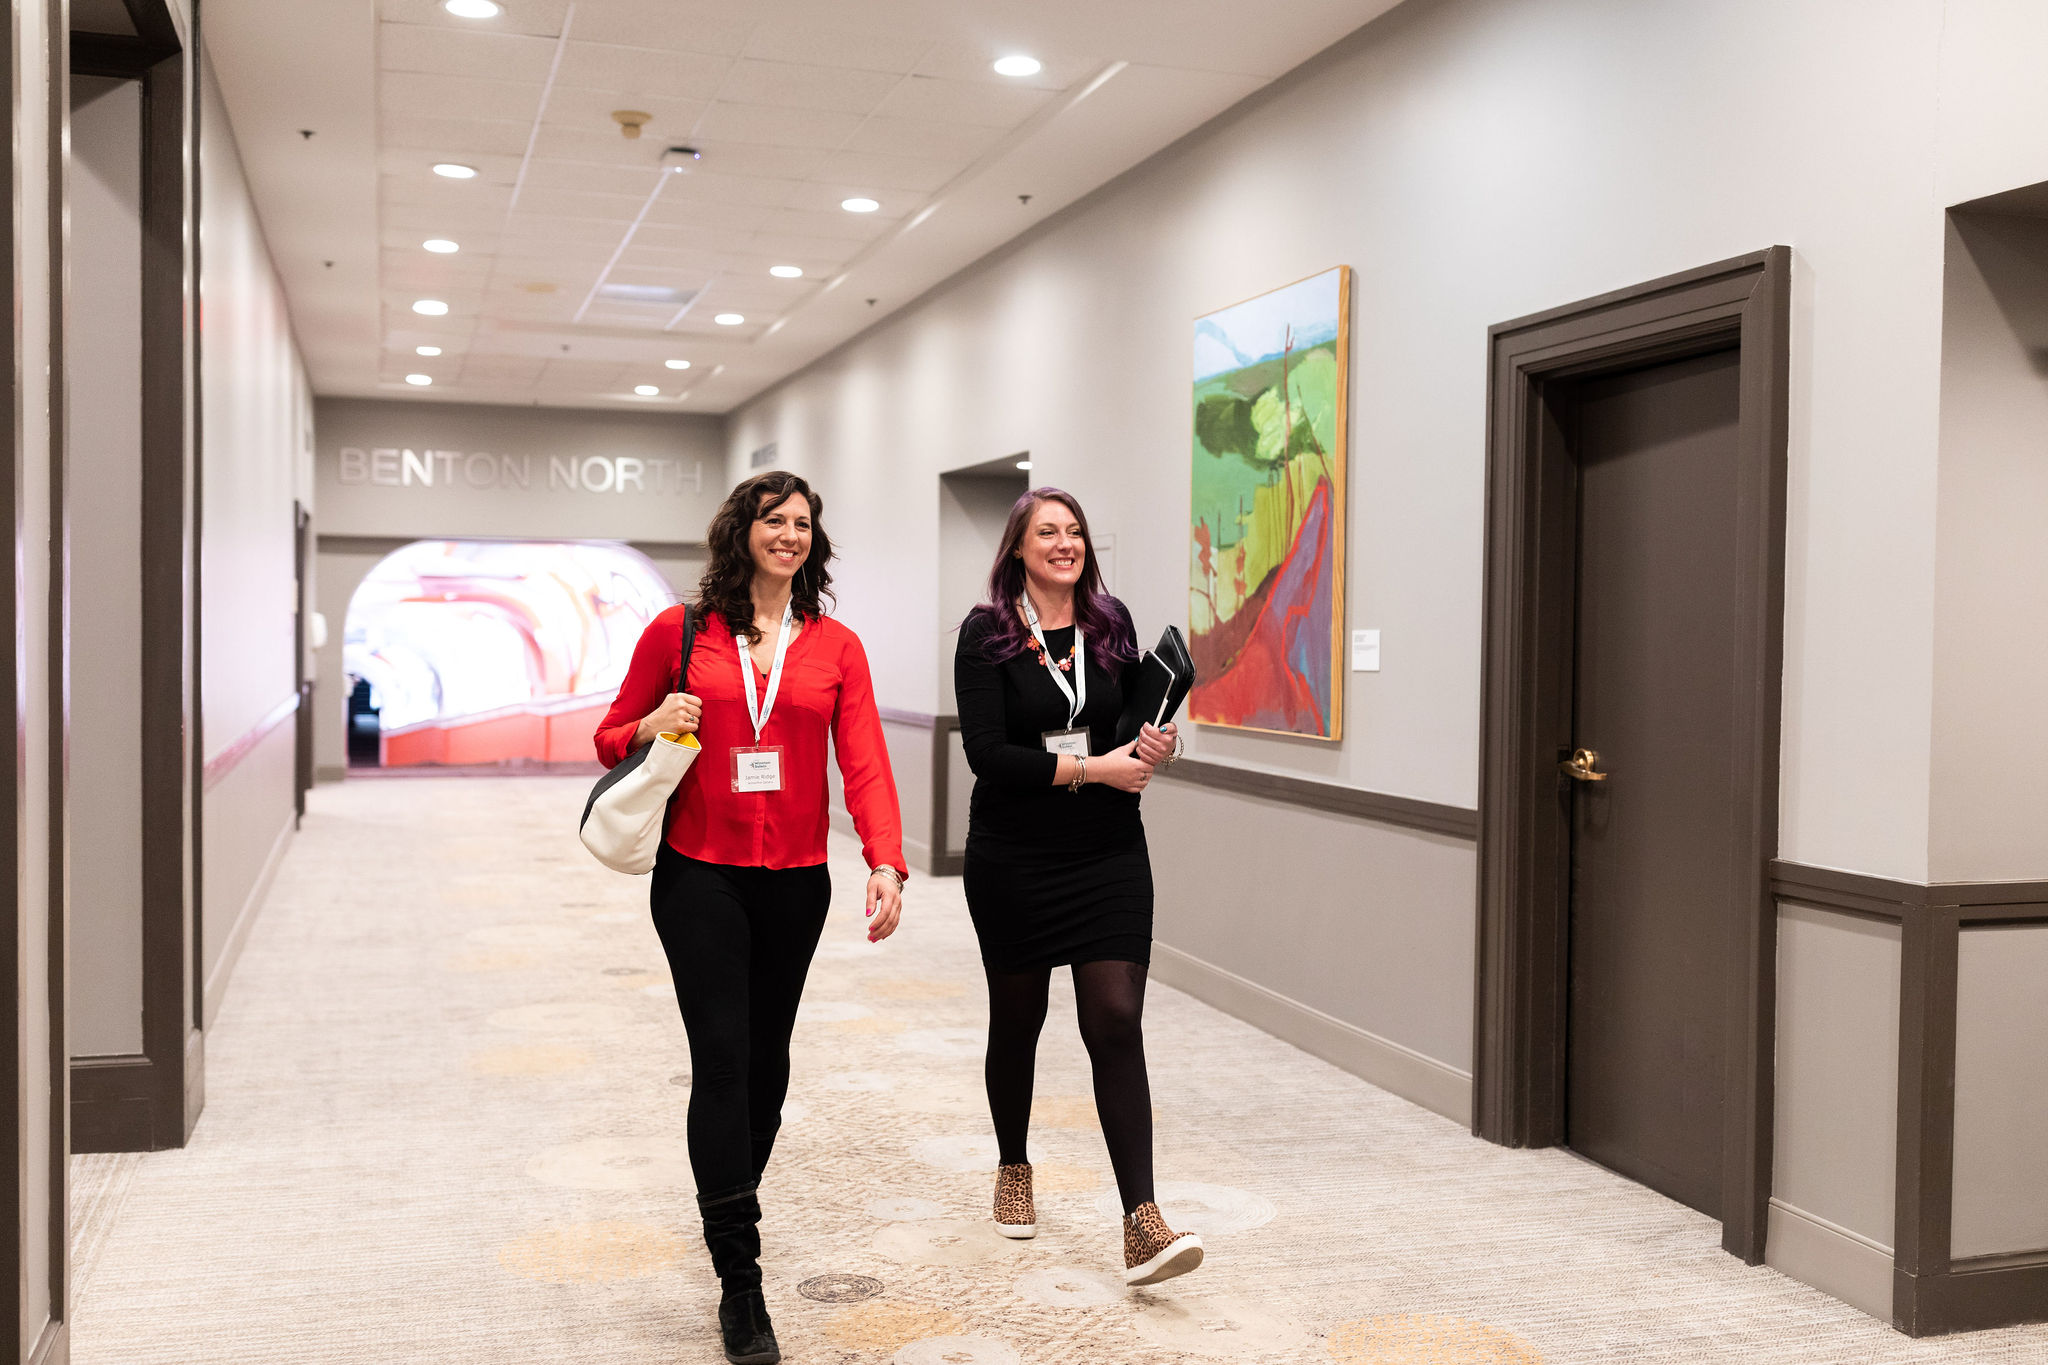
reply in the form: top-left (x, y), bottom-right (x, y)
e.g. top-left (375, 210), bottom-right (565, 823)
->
top-left (650, 846), bottom-right (830, 1196)
top-left (984, 959), bottom-right (1154, 1213)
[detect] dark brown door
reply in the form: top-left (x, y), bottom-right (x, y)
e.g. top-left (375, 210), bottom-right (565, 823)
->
top-left (1563, 348), bottom-right (1742, 1219)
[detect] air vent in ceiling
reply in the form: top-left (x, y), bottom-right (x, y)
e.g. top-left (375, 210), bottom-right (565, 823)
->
top-left (597, 283), bottom-right (693, 305)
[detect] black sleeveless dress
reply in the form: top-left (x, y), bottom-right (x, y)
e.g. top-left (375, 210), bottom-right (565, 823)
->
top-left (953, 605), bottom-right (1153, 972)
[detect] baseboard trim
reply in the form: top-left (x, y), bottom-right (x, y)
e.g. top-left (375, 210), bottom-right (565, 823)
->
top-left (315, 763), bottom-right (346, 783)
top-left (71, 1055), bottom-right (159, 1153)
top-left (28, 1317), bottom-right (68, 1365)
top-left (1151, 940), bottom-right (1473, 1125)
top-left (203, 811), bottom-right (294, 1029)
top-left (1766, 1197), bottom-right (1894, 1320)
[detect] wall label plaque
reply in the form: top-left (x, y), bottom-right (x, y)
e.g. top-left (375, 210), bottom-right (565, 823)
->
top-left (335, 447), bottom-right (704, 496)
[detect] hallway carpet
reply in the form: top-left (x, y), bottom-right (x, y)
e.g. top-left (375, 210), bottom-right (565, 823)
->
top-left (72, 777), bottom-right (2048, 1364)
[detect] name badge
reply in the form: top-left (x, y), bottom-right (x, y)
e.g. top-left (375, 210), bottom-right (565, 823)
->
top-left (1041, 727), bottom-right (1090, 757)
top-left (731, 746), bottom-right (784, 793)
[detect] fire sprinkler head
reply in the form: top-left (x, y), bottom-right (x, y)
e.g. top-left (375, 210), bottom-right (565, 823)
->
top-left (612, 110), bottom-right (652, 140)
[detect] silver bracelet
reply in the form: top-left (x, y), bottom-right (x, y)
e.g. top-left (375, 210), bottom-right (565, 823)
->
top-left (869, 865), bottom-right (904, 888)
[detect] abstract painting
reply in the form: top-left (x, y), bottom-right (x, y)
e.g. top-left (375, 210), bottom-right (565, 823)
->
top-left (1187, 266), bottom-right (1348, 740)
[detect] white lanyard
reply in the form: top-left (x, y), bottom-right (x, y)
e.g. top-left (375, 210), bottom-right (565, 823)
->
top-left (1021, 594), bottom-right (1086, 727)
top-left (738, 602), bottom-right (795, 743)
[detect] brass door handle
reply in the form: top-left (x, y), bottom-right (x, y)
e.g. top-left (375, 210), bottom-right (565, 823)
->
top-left (1561, 748), bottom-right (1608, 782)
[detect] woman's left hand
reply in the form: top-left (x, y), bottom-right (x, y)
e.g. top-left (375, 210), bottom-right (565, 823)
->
top-left (865, 871), bottom-right (903, 943)
top-left (1134, 721), bottom-right (1178, 766)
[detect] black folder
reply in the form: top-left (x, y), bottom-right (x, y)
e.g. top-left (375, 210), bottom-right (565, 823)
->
top-left (1113, 625), bottom-right (1197, 746)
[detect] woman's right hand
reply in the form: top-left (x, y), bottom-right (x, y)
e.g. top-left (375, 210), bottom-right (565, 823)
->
top-left (635, 692), bottom-right (701, 747)
top-left (1088, 743), bottom-right (1154, 794)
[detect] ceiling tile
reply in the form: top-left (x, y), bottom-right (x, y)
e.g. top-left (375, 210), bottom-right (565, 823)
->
top-left (691, 102), bottom-right (865, 151)
top-left (566, 2), bottom-right (754, 58)
top-left (740, 22), bottom-right (932, 75)
top-left (744, 231), bottom-right (875, 262)
top-left (843, 115), bottom-right (1004, 162)
top-left (383, 201), bottom-right (509, 234)
top-left (873, 74), bottom-right (1052, 129)
top-left (380, 113), bottom-right (534, 161)
top-left (381, 184), bottom-right (514, 222)
top-left (378, 23), bottom-right (559, 82)
top-left (644, 196), bottom-right (774, 233)
top-left (553, 41), bottom-right (733, 102)
top-left (516, 158), bottom-right (664, 197)
top-left (379, 70), bottom-right (544, 125)
top-left (658, 170), bottom-right (803, 208)
top-left (753, 206), bottom-right (897, 242)
top-left (807, 149), bottom-right (963, 194)
top-left (616, 244), bottom-right (738, 275)
top-left (714, 58), bottom-right (902, 116)
top-left (511, 185), bottom-right (650, 222)
top-left (630, 222), bottom-right (758, 256)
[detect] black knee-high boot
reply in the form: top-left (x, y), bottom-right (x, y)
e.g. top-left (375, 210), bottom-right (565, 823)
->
top-left (697, 1183), bottom-right (779, 1365)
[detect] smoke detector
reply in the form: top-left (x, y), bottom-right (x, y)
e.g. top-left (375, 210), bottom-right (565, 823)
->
top-left (612, 110), bottom-right (652, 140)
top-left (662, 145), bottom-right (703, 171)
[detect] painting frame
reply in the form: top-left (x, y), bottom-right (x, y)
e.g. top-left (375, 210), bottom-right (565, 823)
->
top-left (1186, 265), bottom-right (1350, 742)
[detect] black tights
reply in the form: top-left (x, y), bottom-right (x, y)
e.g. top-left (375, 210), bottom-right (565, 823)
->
top-left (984, 959), bottom-right (1154, 1213)
top-left (650, 846), bottom-right (830, 1196)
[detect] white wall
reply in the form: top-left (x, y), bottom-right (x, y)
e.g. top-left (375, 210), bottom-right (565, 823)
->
top-left (727, 0), bottom-right (2048, 885)
top-left (198, 51), bottom-right (315, 1015)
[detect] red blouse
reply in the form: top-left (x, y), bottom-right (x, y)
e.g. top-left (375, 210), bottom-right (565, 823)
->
top-left (594, 605), bottom-right (907, 878)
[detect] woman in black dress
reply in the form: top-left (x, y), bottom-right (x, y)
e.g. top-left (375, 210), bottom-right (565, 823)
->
top-left (954, 487), bottom-right (1203, 1287)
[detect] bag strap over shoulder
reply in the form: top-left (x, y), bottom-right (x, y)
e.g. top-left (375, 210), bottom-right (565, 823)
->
top-left (676, 602), bottom-right (699, 693)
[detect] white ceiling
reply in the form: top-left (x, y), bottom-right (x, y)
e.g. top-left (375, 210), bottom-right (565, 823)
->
top-left (205, 0), bottom-right (1400, 414)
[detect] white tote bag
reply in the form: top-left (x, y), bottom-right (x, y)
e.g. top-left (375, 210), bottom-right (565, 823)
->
top-left (579, 605), bottom-right (700, 874)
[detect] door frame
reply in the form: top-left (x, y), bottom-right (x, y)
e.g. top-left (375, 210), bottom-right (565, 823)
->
top-left (1472, 248), bottom-right (1791, 1262)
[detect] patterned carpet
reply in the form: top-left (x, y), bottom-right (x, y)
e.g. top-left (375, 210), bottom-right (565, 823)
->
top-left (70, 776), bottom-right (2048, 1363)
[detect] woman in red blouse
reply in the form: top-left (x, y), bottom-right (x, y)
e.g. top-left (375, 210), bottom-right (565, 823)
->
top-left (595, 471), bottom-right (905, 1365)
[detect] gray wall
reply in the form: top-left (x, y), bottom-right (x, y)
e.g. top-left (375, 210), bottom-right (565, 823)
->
top-left (1952, 922), bottom-right (2048, 1258)
top-left (68, 75), bottom-right (145, 1057)
top-left (1767, 904), bottom-right (1901, 1316)
top-left (715, 0), bottom-right (2048, 1315)
top-left (935, 470), bottom-right (1026, 701)
top-left (310, 397), bottom-right (723, 776)
top-left (1932, 211), bottom-right (2048, 882)
top-left (197, 57), bottom-right (313, 1022)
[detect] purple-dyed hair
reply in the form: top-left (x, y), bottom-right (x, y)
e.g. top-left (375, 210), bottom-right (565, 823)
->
top-left (965, 487), bottom-right (1138, 674)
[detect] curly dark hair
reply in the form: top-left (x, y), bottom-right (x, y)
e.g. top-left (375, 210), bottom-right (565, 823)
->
top-left (696, 471), bottom-right (835, 643)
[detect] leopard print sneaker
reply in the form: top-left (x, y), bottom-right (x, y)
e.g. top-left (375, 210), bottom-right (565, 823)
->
top-left (1123, 1201), bottom-right (1203, 1285)
top-left (993, 1163), bottom-right (1037, 1239)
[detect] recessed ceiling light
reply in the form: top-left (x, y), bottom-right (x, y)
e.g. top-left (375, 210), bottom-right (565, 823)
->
top-left (1016, 460), bottom-right (1033, 470)
top-left (993, 55), bottom-right (1042, 77)
top-left (431, 163), bottom-right (477, 179)
top-left (422, 238), bottom-right (459, 254)
top-left (840, 197), bottom-right (879, 213)
top-left (416, 345), bottom-right (442, 357)
top-left (412, 299), bottom-right (449, 316)
top-left (769, 265), bottom-right (803, 279)
top-left (634, 385), bottom-right (660, 397)
top-left (406, 374), bottom-right (433, 386)
top-left (664, 359), bottom-right (691, 370)
top-left (714, 313), bottom-right (745, 326)
top-left (443, 0), bottom-right (500, 17)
